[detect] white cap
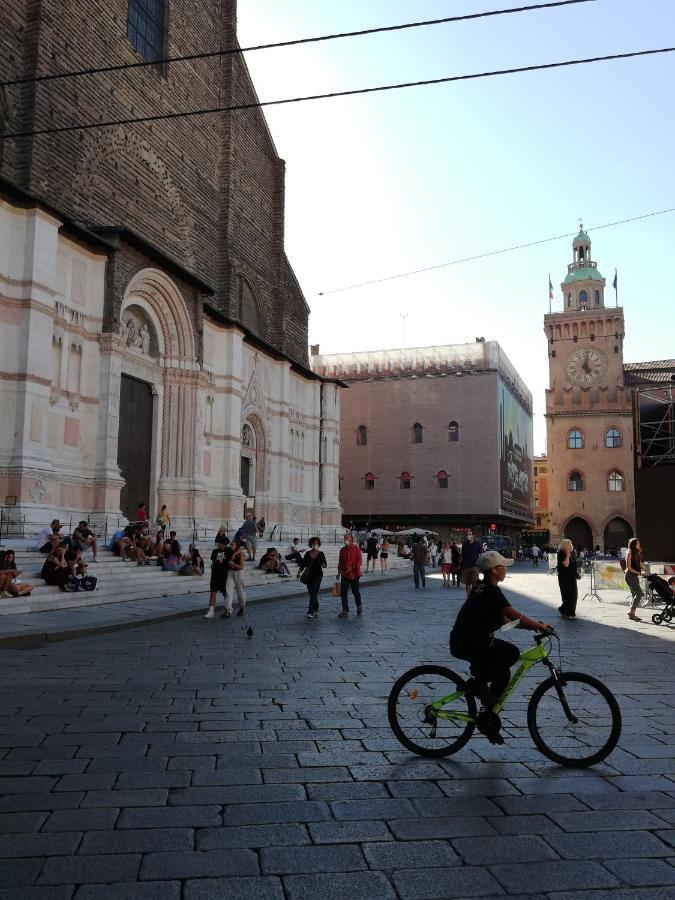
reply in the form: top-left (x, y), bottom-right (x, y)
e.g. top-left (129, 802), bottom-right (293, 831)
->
top-left (478, 550), bottom-right (514, 572)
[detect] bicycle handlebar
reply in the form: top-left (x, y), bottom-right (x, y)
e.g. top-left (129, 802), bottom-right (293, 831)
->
top-left (534, 627), bottom-right (558, 642)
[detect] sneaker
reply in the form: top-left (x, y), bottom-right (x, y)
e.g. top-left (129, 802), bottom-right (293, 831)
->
top-left (220, 610), bottom-right (232, 619)
top-left (356, 605), bottom-right (363, 616)
top-left (306, 612), bottom-right (315, 618)
top-left (236, 607), bottom-right (246, 617)
top-left (204, 608), bottom-right (215, 619)
top-left (338, 611), bottom-right (348, 618)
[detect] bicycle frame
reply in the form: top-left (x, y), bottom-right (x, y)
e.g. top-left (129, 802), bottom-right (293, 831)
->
top-left (430, 640), bottom-right (554, 724)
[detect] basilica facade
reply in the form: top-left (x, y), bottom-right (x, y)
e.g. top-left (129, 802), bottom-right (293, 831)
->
top-left (0, 1), bottom-right (341, 533)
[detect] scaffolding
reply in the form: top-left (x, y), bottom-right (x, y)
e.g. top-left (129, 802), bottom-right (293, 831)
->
top-left (634, 384), bottom-right (675, 468)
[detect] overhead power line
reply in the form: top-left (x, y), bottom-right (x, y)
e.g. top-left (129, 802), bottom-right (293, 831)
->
top-left (2, 45), bottom-right (674, 142)
top-left (0, 0), bottom-right (594, 89)
top-left (313, 207), bottom-right (675, 297)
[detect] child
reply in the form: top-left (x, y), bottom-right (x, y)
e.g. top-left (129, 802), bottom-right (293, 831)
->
top-left (450, 551), bottom-right (550, 744)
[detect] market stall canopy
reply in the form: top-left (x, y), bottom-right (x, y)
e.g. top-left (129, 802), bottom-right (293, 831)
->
top-left (395, 528), bottom-right (439, 537)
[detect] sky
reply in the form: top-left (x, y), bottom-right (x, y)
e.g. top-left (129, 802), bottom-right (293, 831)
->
top-left (236, 0), bottom-right (675, 453)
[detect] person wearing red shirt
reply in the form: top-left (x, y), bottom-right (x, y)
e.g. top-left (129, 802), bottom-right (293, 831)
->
top-left (337, 532), bottom-right (363, 618)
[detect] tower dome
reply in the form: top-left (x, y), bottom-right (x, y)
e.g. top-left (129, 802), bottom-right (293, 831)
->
top-left (560, 225), bottom-right (605, 311)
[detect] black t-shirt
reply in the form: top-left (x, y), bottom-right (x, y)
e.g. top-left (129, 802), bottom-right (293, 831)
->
top-left (557, 550), bottom-right (578, 582)
top-left (366, 538), bottom-right (378, 555)
top-left (450, 581), bottom-right (510, 651)
top-left (210, 547), bottom-right (232, 581)
top-left (300, 550), bottom-right (327, 579)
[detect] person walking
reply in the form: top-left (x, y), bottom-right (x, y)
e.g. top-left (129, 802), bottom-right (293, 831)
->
top-left (157, 504), bottom-right (171, 530)
top-left (451, 541), bottom-right (461, 587)
top-left (429, 541), bottom-right (438, 568)
top-left (242, 513), bottom-right (258, 561)
top-left (204, 537), bottom-right (231, 619)
top-left (379, 538), bottom-right (390, 574)
top-left (556, 538), bottom-right (579, 619)
top-left (226, 539), bottom-right (247, 617)
top-left (365, 532), bottom-right (379, 574)
top-left (411, 540), bottom-right (427, 589)
top-left (298, 536), bottom-right (327, 618)
top-left (440, 541), bottom-right (453, 588)
top-left (459, 530), bottom-right (483, 597)
top-left (531, 543), bottom-right (540, 568)
top-left (337, 532), bottom-right (363, 618)
top-left (625, 537), bottom-right (646, 622)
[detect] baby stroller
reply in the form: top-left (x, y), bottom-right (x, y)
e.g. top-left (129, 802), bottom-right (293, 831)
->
top-left (647, 574), bottom-right (675, 625)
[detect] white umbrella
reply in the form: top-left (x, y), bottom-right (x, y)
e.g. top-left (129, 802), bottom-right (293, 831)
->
top-left (395, 528), bottom-right (430, 537)
top-left (371, 528), bottom-right (395, 536)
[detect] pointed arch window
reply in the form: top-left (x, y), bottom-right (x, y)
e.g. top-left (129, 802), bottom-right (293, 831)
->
top-left (568, 471), bottom-right (584, 492)
top-left (364, 472), bottom-right (375, 491)
top-left (606, 427), bottom-right (622, 448)
top-left (437, 469), bottom-right (449, 489)
top-left (567, 429), bottom-right (583, 450)
top-left (127, 0), bottom-right (167, 66)
top-left (400, 471), bottom-right (412, 490)
top-left (448, 421), bottom-right (459, 443)
top-left (356, 425), bottom-right (368, 446)
top-left (608, 470), bottom-right (624, 492)
top-left (579, 289), bottom-right (588, 309)
top-left (412, 423), bottom-right (423, 444)
top-left (594, 289), bottom-right (600, 305)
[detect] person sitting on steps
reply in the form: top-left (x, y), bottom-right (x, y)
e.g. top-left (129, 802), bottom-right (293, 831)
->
top-left (72, 521), bottom-right (98, 562)
top-left (0, 550), bottom-right (33, 597)
top-left (449, 550), bottom-right (550, 745)
top-left (41, 546), bottom-right (70, 592)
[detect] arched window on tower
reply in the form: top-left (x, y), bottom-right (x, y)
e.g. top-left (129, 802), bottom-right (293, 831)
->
top-left (608, 470), bottom-right (624, 492)
top-left (567, 293), bottom-right (572, 308)
top-left (594, 289), bottom-right (600, 305)
top-left (567, 429), bottom-right (584, 450)
top-left (579, 289), bottom-right (588, 309)
top-left (356, 425), bottom-right (368, 446)
top-left (437, 469), bottom-right (449, 489)
top-left (606, 427), bottom-right (622, 448)
top-left (238, 276), bottom-right (262, 337)
top-left (568, 471), bottom-right (584, 492)
top-left (364, 472), bottom-right (375, 491)
top-left (400, 471), bottom-right (412, 490)
top-left (448, 421), bottom-right (459, 443)
top-left (412, 423), bottom-right (423, 444)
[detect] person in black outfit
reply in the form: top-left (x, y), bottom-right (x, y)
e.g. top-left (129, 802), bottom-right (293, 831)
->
top-left (450, 550), bottom-right (550, 744)
top-left (204, 538), bottom-right (232, 619)
top-left (556, 538), bottom-right (579, 619)
top-left (298, 536), bottom-right (327, 618)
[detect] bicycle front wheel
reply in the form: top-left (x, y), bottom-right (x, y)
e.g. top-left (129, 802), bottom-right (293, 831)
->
top-left (527, 672), bottom-right (621, 767)
top-left (388, 665), bottom-right (476, 757)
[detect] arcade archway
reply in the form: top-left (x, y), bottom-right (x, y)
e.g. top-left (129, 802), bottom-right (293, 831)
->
top-left (603, 517), bottom-right (633, 553)
top-left (564, 516), bottom-right (593, 551)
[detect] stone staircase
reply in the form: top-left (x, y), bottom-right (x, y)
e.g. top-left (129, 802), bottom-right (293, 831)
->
top-left (0, 544), bottom-right (411, 616)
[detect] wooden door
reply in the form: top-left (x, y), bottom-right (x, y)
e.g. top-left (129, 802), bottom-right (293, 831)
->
top-left (118, 374), bottom-right (153, 521)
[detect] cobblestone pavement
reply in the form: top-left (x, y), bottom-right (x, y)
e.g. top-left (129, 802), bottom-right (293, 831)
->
top-left (1, 565), bottom-right (675, 899)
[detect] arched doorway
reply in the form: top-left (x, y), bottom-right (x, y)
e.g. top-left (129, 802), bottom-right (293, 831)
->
top-left (564, 516), bottom-right (593, 551)
top-left (603, 517), bottom-right (633, 554)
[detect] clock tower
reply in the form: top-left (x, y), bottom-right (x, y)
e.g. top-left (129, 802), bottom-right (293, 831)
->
top-left (543, 228), bottom-right (635, 551)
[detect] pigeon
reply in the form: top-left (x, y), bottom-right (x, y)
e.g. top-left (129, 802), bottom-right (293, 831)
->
top-left (246, 626), bottom-right (253, 638)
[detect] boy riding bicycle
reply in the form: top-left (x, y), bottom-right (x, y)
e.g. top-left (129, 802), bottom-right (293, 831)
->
top-left (450, 550), bottom-right (551, 744)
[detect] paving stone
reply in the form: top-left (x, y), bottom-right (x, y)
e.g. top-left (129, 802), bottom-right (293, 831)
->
top-left (363, 839), bottom-right (459, 869)
top-left (309, 820), bottom-right (394, 844)
top-left (655, 829), bottom-right (675, 846)
top-left (548, 890), bottom-right (675, 900)
top-left (42, 808), bottom-right (119, 831)
top-left (387, 816), bottom-right (498, 840)
top-left (79, 827), bottom-right (194, 854)
top-left (222, 801), bottom-right (330, 826)
top-left (0, 792), bottom-right (84, 812)
top-left (115, 771), bottom-right (191, 789)
top-left (0, 833), bottom-right (81, 858)
top-left (391, 866), bottom-right (504, 899)
top-left (80, 788), bottom-right (168, 808)
top-left (607, 775), bottom-right (675, 792)
top-left (38, 853), bottom-right (141, 885)
top-left (0, 777), bottom-right (57, 794)
top-left (183, 876), bottom-right (285, 899)
top-left (488, 814), bottom-right (563, 835)
top-left (508, 777), bottom-right (619, 794)
top-left (53, 774), bottom-right (116, 792)
top-left (0, 858), bottom-right (44, 888)
top-left (263, 767), bottom-right (352, 783)
top-left (260, 844), bottom-right (366, 875)
top-left (489, 860), bottom-right (620, 893)
top-left (452, 834), bottom-right (558, 865)
top-left (550, 809), bottom-right (669, 832)
top-left (386, 781), bottom-right (444, 798)
top-left (197, 824), bottom-right (310, 850)
top-left (32, 760), bottom-right (89, 776)
top-left (546, 830), bottom-right (672, 859)
top-left (0, 888), bottom-right (74, 900)
top-left (168, 784), bottom-right (305, 805)
top-left (436, 778), bottom-right (520, 797)
top-left (191, 769), bottom-right (262, 786)
top-left (604, 858), bottom-right (675, 887)
top-left (412, 797), bottom-right (504, 818)
top-left (283, 871), bottom-right (396, 900)
top-left (330, 799), bottom-right (416, 820)
top-left (306, 782), bottom-right (389, 801)
top-left (494, 794), bottom-right (588, 815)
top-left (575, 791), bottom-right (675, 811)
top-left (73, 885), bottom-right (181, 900)
top-left (140, 849), bottom-right (259, 879)
top-left (118, 805), bottom-right (221, 828)
top-left (0, 812), bottom-right (48, 833)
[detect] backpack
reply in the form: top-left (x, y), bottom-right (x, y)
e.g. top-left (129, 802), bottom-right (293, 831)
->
top-left (80, 575), bottom-right (98, 591)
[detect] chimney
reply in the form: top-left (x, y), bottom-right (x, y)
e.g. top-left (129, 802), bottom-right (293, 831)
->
top-left (310, 344), bottom-right (320, 356)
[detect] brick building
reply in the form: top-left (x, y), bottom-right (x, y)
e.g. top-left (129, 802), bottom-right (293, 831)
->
top-left (311, 341), bottom-right (535, 542)
top-left (0, 1), bottom-right (341, 531)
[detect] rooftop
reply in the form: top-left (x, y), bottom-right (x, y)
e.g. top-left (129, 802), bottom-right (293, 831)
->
top-left (624, 360), bottom-right (675, 385)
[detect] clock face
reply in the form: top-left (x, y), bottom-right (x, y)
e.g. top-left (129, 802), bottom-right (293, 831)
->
top-left (566, 347), bottom-right (608, 386)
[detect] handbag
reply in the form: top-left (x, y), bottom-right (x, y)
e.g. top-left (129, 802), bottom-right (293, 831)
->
top-left (331, 579), bottom-right (341, 597)
top-left (299, 570), bottom-right (309, 584)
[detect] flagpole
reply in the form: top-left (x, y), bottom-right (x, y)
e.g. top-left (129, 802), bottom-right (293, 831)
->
top-left (548, 274), bottom-right (552, 314)
top-left (614, 268), bottom-right (618, 307)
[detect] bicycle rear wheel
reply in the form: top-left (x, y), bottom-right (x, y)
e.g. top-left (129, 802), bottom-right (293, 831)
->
top-left (527, 672), bottom-right (621, 767)
top-left (388, 665), bottom-right (476, 757)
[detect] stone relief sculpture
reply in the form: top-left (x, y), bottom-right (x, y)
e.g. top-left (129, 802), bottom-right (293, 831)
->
top-left (120, 312), bottom-right (151, 353)
top-left (242, 423), bottom-right (254, 448)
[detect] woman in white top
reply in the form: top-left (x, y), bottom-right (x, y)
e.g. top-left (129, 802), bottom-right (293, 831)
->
top-left (440, 542), bottom-right (453, 589)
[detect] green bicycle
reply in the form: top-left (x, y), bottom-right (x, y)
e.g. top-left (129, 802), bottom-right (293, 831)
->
top-left (388, 625), bottom-right (622, 767)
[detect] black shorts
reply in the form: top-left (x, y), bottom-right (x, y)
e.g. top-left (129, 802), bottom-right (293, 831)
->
top-left (380, 552), bottom-right (388, 559)
top-left (209, 579), bottom-right (227, 594)
top-left (367, 551), bottom-right (378, 560)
